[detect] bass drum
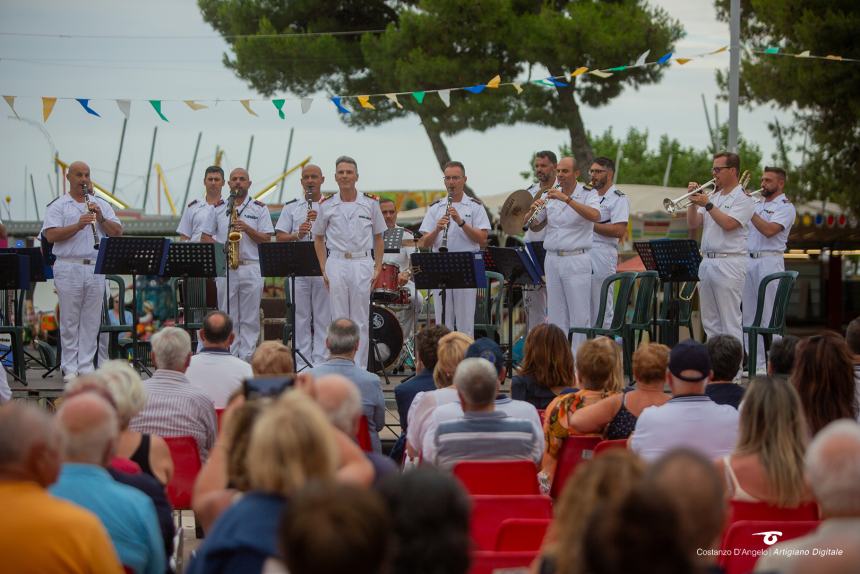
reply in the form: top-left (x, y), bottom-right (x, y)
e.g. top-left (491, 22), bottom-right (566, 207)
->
top-left (367, 305), bottom-right (404, 373)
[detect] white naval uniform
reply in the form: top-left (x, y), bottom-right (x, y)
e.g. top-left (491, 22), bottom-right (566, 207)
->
top-left (533, 183), bottom-right (600, 356)
top-left (203, 196), bottom-right (274, 362)
top-left (742, 194), bottom-right (795, 373)
top-left (382, 226), bottom-right (423, 340)
top-left (523, 180), bottom-right (557, 331)
top-left (42, 194), bottom-right (121, 377)
top-left (177, 198), bottom-right (216, 241)
top-left (590, 185), bottom-right (630, 329)
top-left (275, 198), bottom-right (330, 368)
top-left (419, 196), bottom-right (491, 338)
top-left (697, 185), bottom-right (755, 343)
top-left (313, 192), bottom-right (387, 370)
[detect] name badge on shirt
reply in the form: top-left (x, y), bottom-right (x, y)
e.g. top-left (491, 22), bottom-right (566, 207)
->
top-left (359, 215), bottom-right (371, 221)
top-left (244, 214), bottom-right (259, 220)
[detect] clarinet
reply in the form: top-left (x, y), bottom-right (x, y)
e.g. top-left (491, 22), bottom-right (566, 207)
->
top-left (82, 183), bottom-right (100, 250)
top-left (304, 187), bottom-right (313, 240)
top-left (439, 191), bottom-right (452, 253)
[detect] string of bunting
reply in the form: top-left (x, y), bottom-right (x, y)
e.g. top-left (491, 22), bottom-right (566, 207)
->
top-left (3, 45), bottom-right (855, 123)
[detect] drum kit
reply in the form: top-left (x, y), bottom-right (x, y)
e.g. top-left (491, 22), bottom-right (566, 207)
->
top-left (369, 261), bottom-right (415, 373)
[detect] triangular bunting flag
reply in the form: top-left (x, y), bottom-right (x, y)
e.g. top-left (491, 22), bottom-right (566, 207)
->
top-left (710, 46), bottom-right (728, 54)
top-left (301, 98), bottom-right (313, 114)
top-left (795, 50), bottom-right (811, 58)
top-left (3, 96), bottom-right (19, 118)
top-left (635, 50), bottom-right (650, 66)
top-left (412, 91), bottom-right (426, 104)
top-left (438, 90), bottom-right (451, 107)
top-left (273, 99), bottom-right (286, 119)
top-left (42, 97), bottom-right (57, 122)
top-left (512, 83), bottom-right (523, 94)
top-left (240, 100), bottom-right (258, 117)
top-left (331, 96), bottom-right (350, 114)
top-left (357, 95), bottom-right (375, 110)
top-left (545, 77), bottom-right (568, 87)
top-left (590, 70), bottom-right (613, 78)
top-left (149, 100), bottom-right (169, 122)
top-left (657, 52), bottom-right (673, 64)
top-left (116, 99), bottom-right (131, 119)
top-left (606, 65), bottom-right (627, 72)
top-left (675, 58), bottom-right (692, 65)
top-left (486, 75), bottom-right (501, 88)
top-left (464, 85), bottom-right (486, 94)
top-left (385, 94), bottom-right (403, 109)
top-left (184, 100), bottom-right (208, 111)
top-left (571, 67), bottom-right (589, 77)
top-left (825, 54), bottom-right (843, 61)
top-left (76, 99), bottom-right (101, 117)
top-left (764, 47), bottom-right (780, 54)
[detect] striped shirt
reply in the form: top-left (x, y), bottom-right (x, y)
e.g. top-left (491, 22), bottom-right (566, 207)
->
top-left (432, 410), bottom-right (540, 470)
top-left (129, 370), bottom-right (217, 462)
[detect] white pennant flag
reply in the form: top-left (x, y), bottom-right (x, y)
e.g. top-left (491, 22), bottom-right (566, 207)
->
top-left (635, 50), bottom-right (650, 67)
top-left (301, 98), bottom-right (313, 114)
top-left (116, 99), bottom-right (131, 119)
top-left (385, 93), bottom-right (403, 109)
top-left (438, 90), bottom-right (451, 107)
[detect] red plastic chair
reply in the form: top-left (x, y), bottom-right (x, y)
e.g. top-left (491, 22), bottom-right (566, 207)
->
top-left (593, 439), bottom-right (628, 456)
top-left (494, 518), bottom-right (551, 551)
top-left (549, 436), bottom-right (602, 499)
top-left (452, 460), bottom-right (540, 495)
top-left (356, 416), bottom-right (373, 452)
top-left (537, 409), bottom-right (546, 425)
top-left (215, 408), bottom-right (225, 432)
top-left (470, 495), bottom-right (553, 551)
top-left (163, 436), bottom-right (202, 510)
top-left (720, 520), bottom-right (819, 574)
top-left (727, 500), bottom-right (819, 524)
top-left (469, 551), bottom-right (539, 574)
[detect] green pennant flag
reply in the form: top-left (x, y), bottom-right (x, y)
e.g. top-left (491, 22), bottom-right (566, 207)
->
top-left (273, 99), bottom-right (286, 119)
top-left (606, 65), bottom-right (627, 72)
top-left (411, 91), bottom-right (426, 104)
top-left (764, 46), bottom-right (780, 54)
top-left (149, 100), bottom-right (169, 122)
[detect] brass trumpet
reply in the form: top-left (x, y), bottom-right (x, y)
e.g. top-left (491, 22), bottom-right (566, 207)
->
top-left (663, 170), bottom-right (751, 214)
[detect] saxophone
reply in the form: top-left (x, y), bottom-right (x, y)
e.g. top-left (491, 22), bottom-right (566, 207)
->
top-left (227, 193), bottom-right (241, 270)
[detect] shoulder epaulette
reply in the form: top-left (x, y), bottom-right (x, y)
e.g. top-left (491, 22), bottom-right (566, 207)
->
top-left (613, 188), bottom-right (625, 197)
top-left (187, 199), bottom-right (199, 208)
top-left (46, 197), bottom-right (59, 207)
top-left (583, 183), bottom-right (594, 191)
top-left (254, 199), bottom-right (266, 207)
top-left (469, 195), bottom-right (483, 205)
top-left (782, 197), bottom-right (791, 203)
top-left (430, 198), bottom-right (445, 206)
top-left (284, 198), bottom-right (298, 205)
top-left (363, 192), bottom-right (380, 201)
top-left (320, 193), bottom-right (335, 204)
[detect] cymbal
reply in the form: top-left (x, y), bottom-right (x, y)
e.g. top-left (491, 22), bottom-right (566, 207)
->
top-left (499, 189), bottom-right (534, 235)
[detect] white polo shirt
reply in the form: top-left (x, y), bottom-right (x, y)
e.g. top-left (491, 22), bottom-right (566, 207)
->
top-left (419, 195), bottom-right (491, 252)
top-left (42, 194), bottom-right (122, 259)
top-left (698, 185), bottom-right (755, 254)
top-left (535, 183), bottom-right (600, 251)
top-left (203, 195), bottom-right (274, 262)
top-left (593, 185), bottom-right (630, 248)
top-left (185, 348), bottom-right (254, 409)
top-left (747, 194), bottom-right (796, 253)
top-left (177, 198), bottom-right (216, 242)
top-left (312, 192), bottom-right (386, 253)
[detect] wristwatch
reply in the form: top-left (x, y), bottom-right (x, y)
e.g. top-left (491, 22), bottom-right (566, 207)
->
top-left (458, 219), bottom-right (466, 227)
top-left (705, 202), bottom-right (714, 212)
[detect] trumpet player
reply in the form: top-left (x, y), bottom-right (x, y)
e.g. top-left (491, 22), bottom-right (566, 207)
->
top-left (524, 156), bottom-right (600, 356)
top-left (742, 167), bottom-right (795, 374)
top-left (202, 168), bottom-right (273, 362)
top-left (42, 161), bottom-right (122, 379)
top-left (589, 157), bottom-right (630, 329)
top-left (686, 152), bottom-right (756, 344)
top-left (275, 164), bottom-right (331, 368)
top-left (523, 151), bottom-right (558, 330)
top-left (418, 161), bottom-right (490, 338)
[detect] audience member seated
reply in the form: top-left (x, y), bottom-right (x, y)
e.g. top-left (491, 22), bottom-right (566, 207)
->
top-left (705, 335), bottom-right (745, 409)
top-left (187, 311), bottom-right (254, 408)
top-left (378, 467), bottom-right (471, 574)
top-left (715, 376), bottom-right (813, 507)
top-left (767, 334), bottom-right (799, 379)
top-left (630, 339), bottom-right (739, 462)
top-left (567, 343), bottom-right (671, 440)
top-left (51, 394), bottom-right (165, 574)
top-left (279, 482), bottom-right (390, 574)
top-left (538, 449), bottom-right (645, 574)
top-left (310, 319), bottom-right (386, 452)
top-left (756, 419), bottom-right (860, 572)
top-left (187, 392), bottom-right (338, 574)
top-left (0, 402), bottom-right (124, 574)
top-left (421, 338), bottom-right (543, 463)
top-left (541, 337), bottom-right (624, 480)
top-left (406, 331), bottom-right (473, 460)
top-left (430, 358), bottom-right (542, 469)
top-left (846, 317), bottom-right (860, 407)
top-left (250, 340), bottom-right (295, 376)
top-left (511, 324), bottom-right (577, 409)
top-left (129, 327), bottom-right (217, 461)
top-left (791, 332), bottom-right (859, 434)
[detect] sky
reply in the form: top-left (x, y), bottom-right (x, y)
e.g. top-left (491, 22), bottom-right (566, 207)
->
top-left (0, 0), bottom-right (794, 220)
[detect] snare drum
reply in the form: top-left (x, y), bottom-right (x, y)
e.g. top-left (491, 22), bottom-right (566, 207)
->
top-left (372, 262), bottom-right (400, 302)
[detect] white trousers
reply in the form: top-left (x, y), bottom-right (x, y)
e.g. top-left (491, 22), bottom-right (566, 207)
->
top-left (433, 288), bottom-right (476, 339)
top-left (293, 275), bottom-right (330, 368)
top-left (590, 245), bottom-right (619, 329)
top-left (699, 257), bottom-right (748, 344)
top-left (545, 252), bottom-right (592, 358)
top-left (327, 257), bottom-right (373, 369)
top-left (392, 281), bottom-right (423, 341)
top-left (742, 256), bottom-right (784, 373)
top-left (523, 285), bottom-right (547, 332)
top-left (54, 260), bottom-right (106, 376)
top-left (216, 264), bottom-right (263, 362)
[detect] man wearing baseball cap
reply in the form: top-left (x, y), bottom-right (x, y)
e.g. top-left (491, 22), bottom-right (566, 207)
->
top-left (630, 339), bottom-right (739, 462)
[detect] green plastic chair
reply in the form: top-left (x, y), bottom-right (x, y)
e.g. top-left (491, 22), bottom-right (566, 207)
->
top-left (621, 271), bottom-right (659, 378)
top-left (654, 281), bottom-right (697, 343)
top-left (568, 271), bottom-right (637, 344)
top-left (743, 270), bottom-right (798, 374)
top-left (99, 275), bottom-right (132, 361)
top-left (474, 271), bottom-right (505, 342)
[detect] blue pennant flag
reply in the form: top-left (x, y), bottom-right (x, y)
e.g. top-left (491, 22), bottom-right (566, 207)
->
top-left (76, 98), bottom-right (101, 117)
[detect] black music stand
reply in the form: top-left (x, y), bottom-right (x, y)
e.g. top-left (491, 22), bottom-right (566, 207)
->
top-left (487, 246), bottom-right (542, 373)
top-left (634, 239), bottom-right (701, 347)
top-left (96, 237), bottom-right (171, 375)
top-left (259, 241), bottom-right (321, 371)
top-left (525, 241), bottom-right (547, 277)
top-left (0, 253), bottom-right (31, 384)
top-left (383, 227), bottom-right (405, 253)
top-left (162, 242), bottom-right (221, 342)
top-left (411, 252), bottom-right (487, 332)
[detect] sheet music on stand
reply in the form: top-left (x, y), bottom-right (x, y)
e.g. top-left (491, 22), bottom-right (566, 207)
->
top-left (383, 227), bottom-right (405, 254)
top-left (525, 241), bottom-right (547, 277)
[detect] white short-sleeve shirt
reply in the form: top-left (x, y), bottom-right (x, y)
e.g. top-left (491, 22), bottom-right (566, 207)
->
top-left (176, 199), bottom-right (216, 242)
top-left (593, 185), bottom-right (630, 247)
top-left (697, 185), bottom-right (755, 253)
top-left (418, 196), bottom-right (491, 252)
top-left (747, 194), bottom-right (796, 253)
top-left (202, 195), bottom-right (274, 261)
top-left (275, 198), bottom-right (321, 241)
top-left (312, 192), bottom-right (386, 253)
top-left (41, 194), bottom-right (122, 258)
top-left (535, 183), bottom-right (600, 251)
top-left (523, 179), bottom-right (558, 243)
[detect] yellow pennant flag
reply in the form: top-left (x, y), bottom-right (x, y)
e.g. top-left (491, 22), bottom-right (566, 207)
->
top-left (3, 95), bottom-right (19, 118)
top-left (240, 100), bottom-right (258, 116)
top-left (512, 83), bottom-right (523, 94)
top-left (675, 58), bottom-right (692, 65)
top-left (486, 75), bottom-right (501, 88)
top-left (184, 100), bottom-right (208, 110)
top-left (590, 70), bottom-right (613, 78)
top-left (710, 46), bottom-right (728, 54)
top-left (42, 97), bottom-right (58, 122)
top-left (571, 67), bottom-right (589, 77)
top-left (357, 95), bottom-right (376, 110)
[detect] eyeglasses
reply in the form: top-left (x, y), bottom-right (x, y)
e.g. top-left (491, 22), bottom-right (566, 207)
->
top-left (588, 169), bottom-right (608, 175)
top-left (711, 166), bottom-right (730, 173)
top-left (443, 176), bottom-right (462, 181)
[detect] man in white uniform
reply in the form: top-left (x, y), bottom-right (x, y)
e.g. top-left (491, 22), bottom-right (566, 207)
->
top-left (177, 166), bottom-right (224, 241)
top-left (202, 168), bottom-right (274, 361)
top-left (379, 197), bottom-right (422, 338)
top-left (589, 157), bottom-right (630, 329)
top-left (522, 151), bottom-right (558, 331)
top-left (524, 157), bottom-right (600, 356)
top-left (275, 164), bottom-right (331, 368)
top-left (687, 152), bottom-right (756, 343)
top-left (742, 166), bottom-right (795, 374)
top-left (42, 161), bottom-right (123, 379)
top-left (418, 161), bottom-right (491, 338)
top-left (313, 156), bottom-right (386, 370)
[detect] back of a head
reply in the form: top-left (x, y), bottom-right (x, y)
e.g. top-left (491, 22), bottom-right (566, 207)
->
top-left (706, 335), bottom-right (743, 381)
top-left (314, 374), bottom-right (362, 434)
top-left (224, 399), bottom-right (267, 492)
top-left (378, 467), bottom-right (471, 574)
top-left (247, 391), bottom-right (338, 497)
top-left (280, 481), bottom-right (390, 574)
top-left (453, 358), bottom-right (498, 409)
top-left (95, 360), bottom-right (146, 429)
top-left (575, 337), bottom-right (623, 393)
top-left (56, 393), bottom-right (119, 466)
top-left (415, 325), bottom-right (451, 372)
top-left (251, 341), bottom-right (295, 376)
top-left (0, 402), bottom-right (60, 485)
top-left (202, 311), bottom-right (233, 345)
top-left (433, 332), bottom-right (474, 389)
top-left (151, 326), bottom-right (192, 371)
top-left (632, 343), bottom-right (670, 386)
top-left (519, 323), bottom-right (575, 389)
top-left (326, 318), bottom-right (360, 356)
top-left (768, 335), bottom-right (799, 377)
top-left (805, 419), bottom-right (860, 517)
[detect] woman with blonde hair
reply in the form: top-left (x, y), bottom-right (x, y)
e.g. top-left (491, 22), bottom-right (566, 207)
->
top-left (251, 341), bottom-right (295, 376)
top-left (512, 324), bottom-right (576, 409)
top-left (714, 376), bottom-right (813, 507)
top-left (405, 331), bottom-right (473, 459)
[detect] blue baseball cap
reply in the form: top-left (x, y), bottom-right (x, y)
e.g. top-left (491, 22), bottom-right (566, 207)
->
top-left (668, 339), bottom-right (712, 382)
top-left (465, 337), bottom-right (505, 375)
